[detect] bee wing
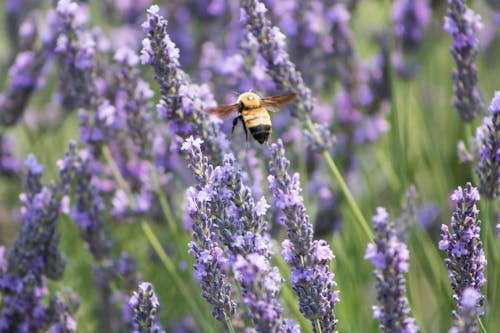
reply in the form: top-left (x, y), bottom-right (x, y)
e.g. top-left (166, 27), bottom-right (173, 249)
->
top-left (261, 93), bottom-right (298, 112)
top-left (204, 103), bottom-right (240, 120)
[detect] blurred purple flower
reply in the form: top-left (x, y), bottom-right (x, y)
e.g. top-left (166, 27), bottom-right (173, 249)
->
top-left (365, 207), bottom-right (419, 333)
top-left (0, 155), bottom-right (72, 332)
top-left (444, 0), bottom-right (484, 122)
top-left (0, 135), bottom-right (22, 177)
top-left (474, 91), bottom-right (500, 198)
top-left (439, 183), bottom-right (486, 318)
top-left (268, 140), bottom-right (338, 332)
top-left (391, 0), bottom-right (430, 78)
top-left (0, 18), bottom-right (52, 127)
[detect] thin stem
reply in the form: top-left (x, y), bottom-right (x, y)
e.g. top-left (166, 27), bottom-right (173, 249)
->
top-left (150, 167), bottom-right (178, 234)
top-left (102, 146), bottom-right (213, 330)
top-left (478, 315), bottom-right (487, 333)
top-left (314, 319), bottom-right (322, 333)
top-left (140, 221), bottom-right (215, 333)
top-left (306, 119), bottom-right (372, 241)
top-left (226, 319), bottom-right (236, 333)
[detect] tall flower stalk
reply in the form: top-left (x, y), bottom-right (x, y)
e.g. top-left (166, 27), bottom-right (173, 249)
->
top-left (183, 137), bottom-right (298, 332)
top-left (365, 207), bottom-right (418, 333)
top-left (182, 137), bottom-right (236, 327)
top-left (444, 0), bottom-right (484, 122)
top-left (141, 5), bottom-right (229, 160)
top-left (0, 155), bottom-right (75, 332)
top-left (268, 140), bottom-right (338, 333)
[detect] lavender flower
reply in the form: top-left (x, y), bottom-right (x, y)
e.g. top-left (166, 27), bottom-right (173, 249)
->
top-left (268, 140), bottom-right (338, 333)
top-left (365, 207), bottom-right (419, 333)
top-left (129, 282), bottom-right (164, 333)
top-left (474, 91), bottom-right (500, 198)
top-left (439, 183), bottom-right (486, 317)
top-left (141, 5), bottom-right (229, 159)
top-left (0, 155), bottom-right (68, 332)
top-left (448, 288), bottom-right (482, 333)
top-left (183, 137), bottom-right (297, 332)
top-left (212, 155), bottom-right (297, 332)
top-left (113, 46), bottom-right (154, 159)
top-left (444, 0), bottom-right (484, 122)
top-left (182, 137), bottom-right (236, 324)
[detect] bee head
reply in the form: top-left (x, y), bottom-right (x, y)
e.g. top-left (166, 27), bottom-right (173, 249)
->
top-left (237, 92), bottom-right (261, 109)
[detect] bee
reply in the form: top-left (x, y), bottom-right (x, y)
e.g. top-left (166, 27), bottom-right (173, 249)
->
top-left (205, 92), bottom-right (297, 144)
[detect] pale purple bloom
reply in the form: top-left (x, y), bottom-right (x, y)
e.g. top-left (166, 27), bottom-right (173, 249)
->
top-left (182, 137), bottom-right (236, 323)
top-left (439, 183), bottom-right (486, 318)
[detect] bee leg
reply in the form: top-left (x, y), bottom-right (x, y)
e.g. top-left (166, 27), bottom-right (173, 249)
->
top-left (231, 116), bottom-right (241, 135)
top-left (242, 119), bottom-right (250, 147)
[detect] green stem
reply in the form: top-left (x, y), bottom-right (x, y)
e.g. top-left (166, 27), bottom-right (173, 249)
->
top-left (141, 221), bottom-right (215, 332)
top-left (306, 120), bottom-right (372, 241)
top-left (478, 315), bottom-right (487, 333)
top-left (102, 146), bottom-right (214, 330)
top-left (314, 319), bottom-right (322, 333)
top-left (226, 320), bottom-right (236, 333)
top-left (150, 167), bottom-right (178, 234)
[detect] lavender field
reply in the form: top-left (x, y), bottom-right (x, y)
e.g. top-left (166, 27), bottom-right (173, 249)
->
top-left (1, 0), bottom-right (499, 332)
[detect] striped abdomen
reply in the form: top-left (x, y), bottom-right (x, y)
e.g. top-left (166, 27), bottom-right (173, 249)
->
top-left (242, 107), bottom-right (272, 144)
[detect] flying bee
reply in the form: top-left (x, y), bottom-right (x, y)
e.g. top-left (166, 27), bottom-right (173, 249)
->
top-left (205, 92), bottom-right (297, 144)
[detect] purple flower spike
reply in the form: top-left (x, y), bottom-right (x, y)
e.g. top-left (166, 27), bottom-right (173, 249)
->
top-left (182, 137), bottom-right (236, 324)
top-left (129, 282), bottom-right (164, 333)
top-left (268, 140), bottom-right (338, 333)
top-left (444, 0), bottom-right (484, 122)
top-left (0, 155), bottom-right (71, 331)
top-left (183, 136), bottom-right (297, 332)
top-left (365, 207), bottom-right (419, 333)
top-left (439, 183), bottom-right (486, 321)
top-left (141, 6), bottom-right (229, 159)
top-left (475, 91), bottom-right (500, 198)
